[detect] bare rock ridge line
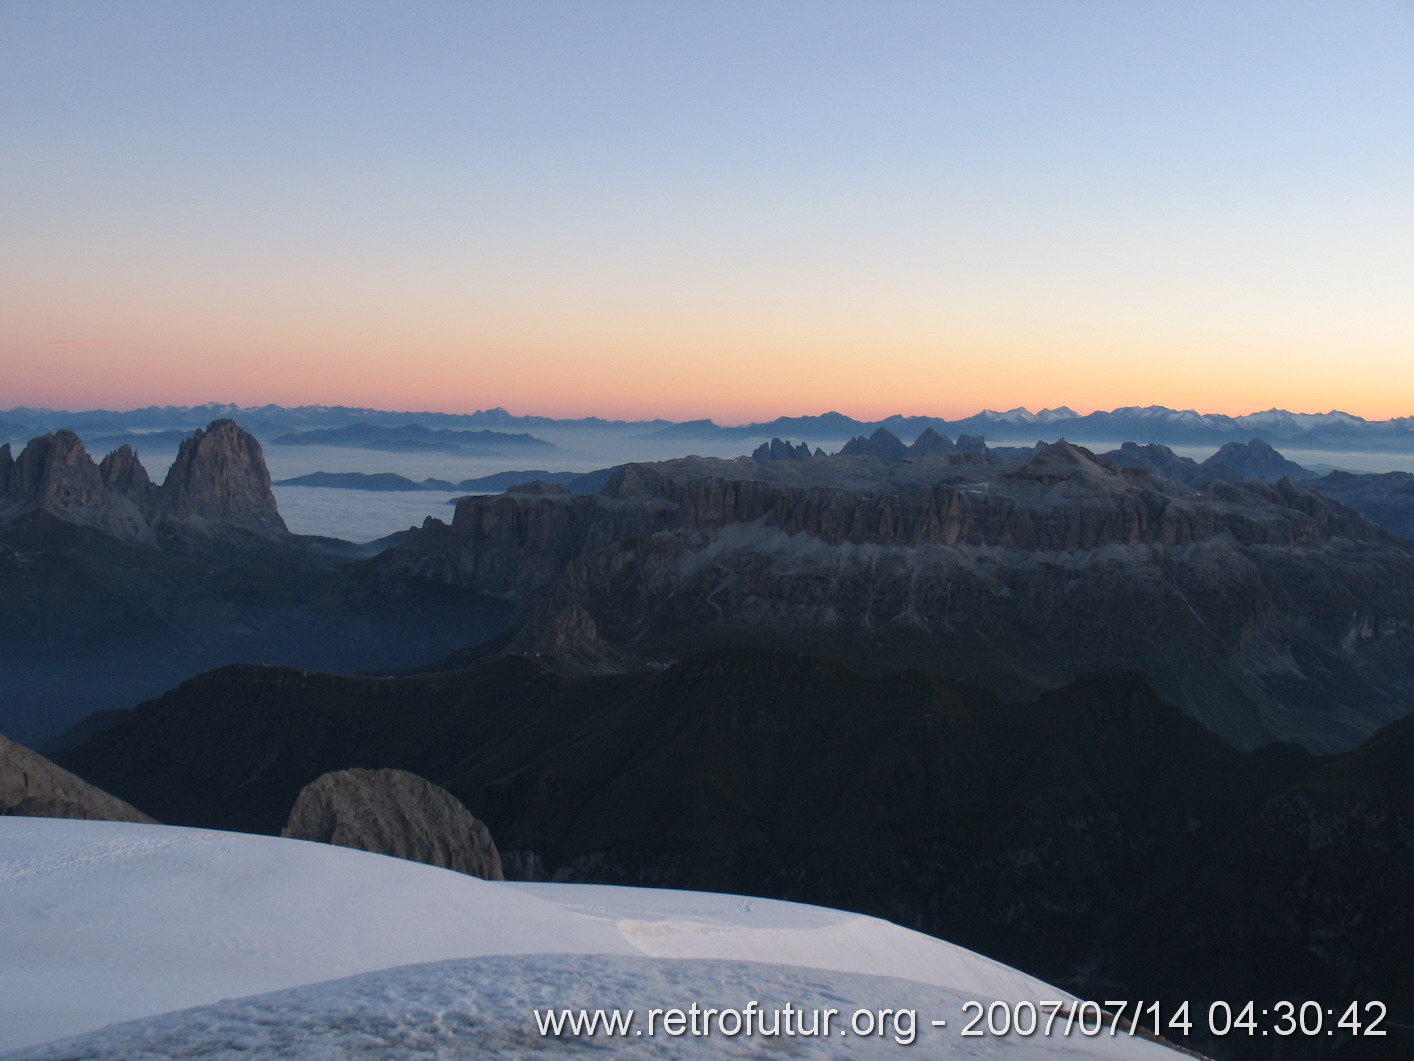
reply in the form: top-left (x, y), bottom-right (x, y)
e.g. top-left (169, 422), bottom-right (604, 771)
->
top-left (282, 768), bottom-right (505, 881)
top-left (381, 436), bottom-right (1414, 751)
top-left (0, 419), bottom-right (287, 546)
top-left (1, 732), bottom-right (155, 823)
top-left (392, 438), bottom-right (1389, 598)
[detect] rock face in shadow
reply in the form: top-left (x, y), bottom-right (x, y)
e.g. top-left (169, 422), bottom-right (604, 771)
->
top-left (1, 732), bottom-right (155, 823)
top-left (0, 419), bottom-right (286, 547)
top-left (381, 440), bottom-right (1414, 751)
top-left (0, 430), bottom-right (153, 545)
top-left (158, 419), bottom-right (287, 539)
top-left (282, 768), bottom-right (504, 880)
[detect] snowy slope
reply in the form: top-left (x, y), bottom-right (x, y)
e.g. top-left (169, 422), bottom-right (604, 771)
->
top-left (0, 818), bottom-right (1185, 1058)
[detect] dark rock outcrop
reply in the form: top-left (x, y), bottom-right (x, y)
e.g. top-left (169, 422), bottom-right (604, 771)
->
top-left (157, 419), bottom-right (288, 538)
top-left (382, 440), bottom-right (1414, 751)
top-left (0, 430), bottom-right (154, 545)
top-left (0, 419), bottom-right (288, 548)
top-left (282, 768), bottom-right (503, 880)
top-left (907, 427), bottom-right (954, 456)
top-left (99, 444), bottom-right (158, 515)
top-left (1198, 437), bottom-right (1315, 483)
top-left (1103, 438), bottom-right (1316, 488)
top-left (1102, 440), bottom-right (1202, 480)
top-left (1, 731), bottom-right (155, 823)
top-left (838, 427), bottom-right (908, 461)
top-left (751, 438), bottom-right (812, 461)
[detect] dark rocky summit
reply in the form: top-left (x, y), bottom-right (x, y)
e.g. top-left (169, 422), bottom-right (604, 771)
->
top-left (907, 426), bottom-right (955, 455)
top-left (283, 768), bottom-right (503, 880)
top-left (1105, 437), bottom-right (1317, 487)
top-left (156, 419), bottom-right (288, 539)
top-left (839, 426), bottom-right (909, 460)
top-left (751, 438), bottom-right (813, 461)
top-left (1, 731), bottom-right (155, 822)
top-left (0, 419), bottom-right (287, 548)
top-left (0, 430), bottom-right (153, 545)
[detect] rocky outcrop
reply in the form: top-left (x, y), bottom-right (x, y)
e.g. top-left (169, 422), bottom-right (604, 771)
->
top-left (907, 427), bottom-right (954, 456)
top-left (0, 420), bottom-right (286, 546)
top-left (157, 419), bottom-right (287, 538)
top-left (99, 444), bottom-right (157, 513)
top-left (1198, 438), bottom-right (1315, 483)
top-left (751, 438), bottom-right (812, 461)
top-left (838, 427), bottom-right (908, 461)
top-left (1102, 440), bottom-right (1201, 480)
top-left (0, 430), bottom-right (154, 545)
top-left (1, 732), bottom-right (155, 823)
top-left (382, 440), bottom-right (1414, 751)
top-left (282, 768), bottom-right (504, 880)
top-left (1103, 438), bottom-right (1315, 488)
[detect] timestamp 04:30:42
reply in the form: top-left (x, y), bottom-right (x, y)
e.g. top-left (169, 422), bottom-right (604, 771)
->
top-left (954, 998), bottom-right (1387, 1039)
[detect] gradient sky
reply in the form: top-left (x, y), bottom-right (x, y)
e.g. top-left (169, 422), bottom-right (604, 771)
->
top-left (2, 1), bottom-right (1411, 423)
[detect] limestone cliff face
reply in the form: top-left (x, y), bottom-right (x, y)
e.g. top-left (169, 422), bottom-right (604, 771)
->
top-left (1, 732), bottom-right (156, 823)
top-left (392, 442), bottom-right (1388, 597)
top-left (282, 768), bottom-right (504, 880)
top-left (99, 444), bottom-right (157, 513)
top-left (0, 430), bottom-right (154, 545)
top-left (158, 419), bottom-right (287, 538)
top-left (0, 419), bottom-right (286, 546)
top-left (383, 441), bottom-right (1414, 751)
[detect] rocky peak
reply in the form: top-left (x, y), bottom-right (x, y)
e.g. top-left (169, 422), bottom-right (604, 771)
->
top-left (908, 427), bottom-right (955, 456)
top-left (1200, 438), bottom-right (1313, 483)
top-left (158, 419), bottom-right (287, 538)
top-left (954, 433), bottom-right (988, 453)
top-left (1005, 440), bottom-right (1118, 485)
top-left (282, 768), bottom-right (504, 880)
top-left (0, 430), bottom-right (153, 544)
top-left (0, 443), bottom-right (11, 493)
top-left (98, 445), bottom-right (156, 511)
top-left (1102, 441), bottom-right (1200, 481)
top-left (6, 430), bottom-right (105, 511)
top-left (839, 427), bottom-right (908, 461)
top-left (752, 438), bottom-right (812, 461)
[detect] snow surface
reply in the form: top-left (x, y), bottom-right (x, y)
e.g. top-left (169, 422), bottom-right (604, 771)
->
top-left (0, 818), bottom-right (1183, 1059)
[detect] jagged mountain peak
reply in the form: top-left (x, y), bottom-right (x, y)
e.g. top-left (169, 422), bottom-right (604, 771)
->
top-left (158, 419), bottom-right (288, 538)
top-left (1, 419), bottom-right (288, 547)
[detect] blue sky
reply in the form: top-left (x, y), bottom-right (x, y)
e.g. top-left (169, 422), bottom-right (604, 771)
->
top-left (2, 1), bottom-right (1411, 420)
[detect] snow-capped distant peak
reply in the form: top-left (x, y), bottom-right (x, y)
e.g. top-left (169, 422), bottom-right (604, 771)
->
top-left (979, 408), bottom-right (1041, 423)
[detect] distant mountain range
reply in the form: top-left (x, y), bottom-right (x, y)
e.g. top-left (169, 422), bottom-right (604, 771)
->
top-left (649, 405), bottom-right (1414, 450)
top-left (4, 402), bottom-right (1414, 450)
